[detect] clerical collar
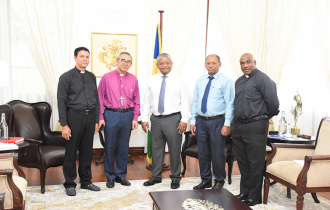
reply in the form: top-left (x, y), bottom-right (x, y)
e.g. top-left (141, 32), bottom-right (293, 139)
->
top-left (120, 74), bottom-right (124, 76)
top-left (80, 71), bottom-right (85, 74)
top-left (245, 75), bottom-right (249, 78)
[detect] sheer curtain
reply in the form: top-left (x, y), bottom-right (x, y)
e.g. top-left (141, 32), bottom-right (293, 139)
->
top-left (213, 0), bottom-right (303, 85)
top-left (0, 0), bottom-right (47, 105)
top-left (316, 0), bottom-right (330, 85)
top-left (9, 0), bottom-right (75, 127)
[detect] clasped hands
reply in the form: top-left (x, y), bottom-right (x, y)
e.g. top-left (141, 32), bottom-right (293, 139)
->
top-left (141, 121), bottom-right (187, 134)
top-left (190, 125), bottom-right (230, 136)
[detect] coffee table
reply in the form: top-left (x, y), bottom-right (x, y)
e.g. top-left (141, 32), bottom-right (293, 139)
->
top-left (149, 189), bottom-right (251, 210)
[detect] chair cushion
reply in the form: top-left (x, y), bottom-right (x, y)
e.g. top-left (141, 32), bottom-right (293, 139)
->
top-left (267, 160), bottom-right (330, 188)
top-left (266, 161), bottom-right (302, 185)
top-left (42, 145), bottom-right (66, 167)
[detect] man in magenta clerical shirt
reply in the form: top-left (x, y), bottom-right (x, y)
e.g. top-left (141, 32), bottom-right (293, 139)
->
top-left (98, 51), bottom-right (140, 188)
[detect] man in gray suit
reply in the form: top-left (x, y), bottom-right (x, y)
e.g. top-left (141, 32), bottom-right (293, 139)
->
top-left (141, 53), bottom-right (191, 189)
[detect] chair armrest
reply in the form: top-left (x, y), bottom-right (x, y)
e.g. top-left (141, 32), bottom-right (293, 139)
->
top-left (17, 138), bottom-right (44, 167)
top-left (24, 138), bottom-right (42, 145)
top-left (266, 143), bottom-right (315, 166)
top-left (43, 131), bottom-right (66, 146)
top-left (182, 131), bottom-right (197, 150)
top-left (0, 169), bottom-right (24, 207)
top-left (296, 155), bottom-right (330, 192)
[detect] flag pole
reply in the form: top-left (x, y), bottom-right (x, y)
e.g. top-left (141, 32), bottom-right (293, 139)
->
top-left (159, 10), bottom-right (164, 46)
top-left (158, 10), bottom-right (170, 170)
top-left (205, 0), bottom-right (210, 58)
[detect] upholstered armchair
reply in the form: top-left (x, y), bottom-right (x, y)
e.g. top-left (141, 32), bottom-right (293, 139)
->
top-left (0, 153), bottom-right (27, 210)
top-left (263, 117), bottom-right (330, 210)
top-left (6, 100), bottom-right (66, 194)
top-left (181, 131), bottom-right (236, 184)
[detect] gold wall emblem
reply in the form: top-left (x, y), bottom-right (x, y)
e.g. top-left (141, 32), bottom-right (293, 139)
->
top-left (98, 39), bottom-right (127, 71)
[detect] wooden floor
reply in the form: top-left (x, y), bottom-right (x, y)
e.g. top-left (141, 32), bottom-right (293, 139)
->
top-left (21, 153), bottom-right (330, 201)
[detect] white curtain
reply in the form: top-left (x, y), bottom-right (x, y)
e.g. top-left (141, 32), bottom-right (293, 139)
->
top-left (9, 0), bottom-right (75, 127)
top-left (213, 0), bottom-right (303, 86)
top-left (316, 0), bottom-right (330, 85)
top-left (0, 0), bottom-right (47, 105)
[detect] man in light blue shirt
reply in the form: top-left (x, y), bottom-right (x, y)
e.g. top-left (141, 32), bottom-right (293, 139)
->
top-left (190, 54), bottom-right (234, 190)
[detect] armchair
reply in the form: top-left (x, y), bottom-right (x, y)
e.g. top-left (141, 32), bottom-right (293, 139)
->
top-left (6, 100), bottom-right (66, 194)
top-left (263, 117), bottom-right (330, 210)
top-left (0, 153), bottom-right (27, 210)
top-left (181, 131), bottom-right (236, 184)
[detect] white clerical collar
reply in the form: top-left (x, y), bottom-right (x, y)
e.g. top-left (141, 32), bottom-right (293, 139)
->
top-left (80, 71), bottom-right (85, 74)
top-left (120, 74), bottom-right (124, 76)
top-left (245, 75), bottom-right (249, 78)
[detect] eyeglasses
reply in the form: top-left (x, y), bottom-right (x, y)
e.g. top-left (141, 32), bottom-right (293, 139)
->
top-left (159, 62), bottom-right (171, 66)
top-left (205, 62), bottom-right (219, 66)
top-left (120, 59), bottom-right (132, 65)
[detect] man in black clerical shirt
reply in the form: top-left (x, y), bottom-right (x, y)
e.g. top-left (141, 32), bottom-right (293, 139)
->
top-left (57, 47), bottom-right (100, 196)
top-left (232, 53), bottom-right (279, 206)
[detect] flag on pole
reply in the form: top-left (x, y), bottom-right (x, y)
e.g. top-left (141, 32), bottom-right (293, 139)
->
top-left (147, 24), bottom-right (162, 164)
top-left (152, 24), bottom-right (162, 75)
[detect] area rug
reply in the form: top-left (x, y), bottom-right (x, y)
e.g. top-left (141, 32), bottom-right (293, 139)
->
top-left (25, 176), bottom-right (330, 210)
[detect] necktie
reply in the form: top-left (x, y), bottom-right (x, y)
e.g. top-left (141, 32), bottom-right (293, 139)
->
top-left (158, 76), bottom-right (167, 114)
top-left (201, 76), bottom-right (214, 114)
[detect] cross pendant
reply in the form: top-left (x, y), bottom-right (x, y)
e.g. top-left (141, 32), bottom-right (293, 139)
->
top-left (119, 96), bottom-right (125, 106)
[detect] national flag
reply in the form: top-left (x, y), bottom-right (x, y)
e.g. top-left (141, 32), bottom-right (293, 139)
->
top-left (152, 24), bottom-right (162, 75)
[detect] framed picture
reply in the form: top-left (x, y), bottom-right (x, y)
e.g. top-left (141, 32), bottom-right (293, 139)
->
top-left (91, 32), bottom-right (138, 77)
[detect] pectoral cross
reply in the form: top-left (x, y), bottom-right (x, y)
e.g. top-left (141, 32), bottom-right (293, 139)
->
top-left (119, 96), bottom-right (125, 106)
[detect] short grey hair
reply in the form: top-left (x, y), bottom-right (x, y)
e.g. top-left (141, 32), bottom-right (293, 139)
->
top-left (117, 51), bottom-right (133, 62)
top-left (205, 54), bottom-right (221, 63)
top-left (157, 53), bottom-right (172, 64)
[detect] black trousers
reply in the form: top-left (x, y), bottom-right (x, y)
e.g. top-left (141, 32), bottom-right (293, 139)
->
top-left (63, 109), bottom-right (95, 189)
top-left (232, 118), bottom-right (269, 201)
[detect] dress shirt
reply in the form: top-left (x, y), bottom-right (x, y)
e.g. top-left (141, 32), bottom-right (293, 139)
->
top-left (234, 69), bottom-right (279, 120)
top-left (191, 71), bottom-right (234, 127)
top-left (141, 71), bottom-right (191, 123)
top-left (57, 67), bottom-right (99, 126)
top-left (98, 70), bottom-right (140, 121)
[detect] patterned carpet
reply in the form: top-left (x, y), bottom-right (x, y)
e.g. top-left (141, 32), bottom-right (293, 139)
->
top-left (25, 176), bottom-right (330, 210)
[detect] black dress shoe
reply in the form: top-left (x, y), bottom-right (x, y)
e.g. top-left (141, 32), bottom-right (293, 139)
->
top-left (80, 183), bottom-right (101, 191)
top-left (143, 178), bottom-right (162, 186)
top-left (236, 193), bottom-right (248, 200)
top-left (243, 199), bottom-right (262, 206)
top-left (171, 180), bottom-right (180, 189)
top-left (212, 181), bottom-right (224, 189)
top-left (106, 179), bottom-right (115, 188)
top-left (115, 177), bottom-right (131, 186)
top-left (193, 181), bottom-right (212, 190)
top-left (66, 188), bottom-right (76, 196)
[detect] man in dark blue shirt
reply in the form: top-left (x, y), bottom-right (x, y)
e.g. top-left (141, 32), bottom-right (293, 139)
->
top-left (232, 53), bottom-right (279, 206)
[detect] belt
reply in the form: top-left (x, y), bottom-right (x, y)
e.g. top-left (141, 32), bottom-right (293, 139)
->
top-left (197, 114), bottom-right (225, 120)
top-left (153, 112), bottom-right (180, 118)
top-left (67, 108), bottom-right (94, 115)
top-left (237, 115), bottom-right (269, 124)
top-left (106, 107), bottom-right (133, 113)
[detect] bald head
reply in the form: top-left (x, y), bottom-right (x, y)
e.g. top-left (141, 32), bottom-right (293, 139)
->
top-left (239, 53), bottom-right (256, 76)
